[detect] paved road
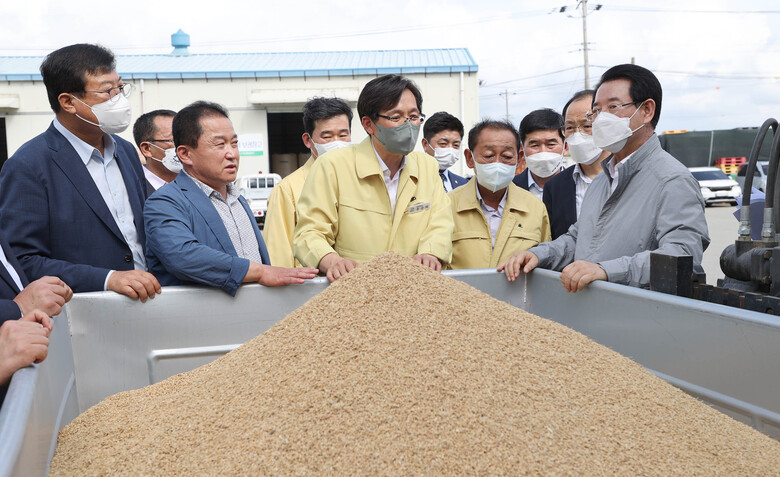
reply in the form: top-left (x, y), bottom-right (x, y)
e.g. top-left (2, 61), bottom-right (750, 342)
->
top-left (702, 204), bottom-right (740, 285)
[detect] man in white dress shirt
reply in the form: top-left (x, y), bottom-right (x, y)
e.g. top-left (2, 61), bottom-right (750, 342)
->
top-left (134, 109), bottom-right (180, 195)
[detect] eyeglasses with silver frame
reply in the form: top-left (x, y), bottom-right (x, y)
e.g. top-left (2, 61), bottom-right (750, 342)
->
top-left (377, 113), bottom-right (426, 125)
top-left (82, 83), bottom-right (134, 103)
top-left (586, 101), bottom-right (639, 122)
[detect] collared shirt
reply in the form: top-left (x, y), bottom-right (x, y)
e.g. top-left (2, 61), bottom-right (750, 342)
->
top-left (475, 186), bottom-right (507, 247)
top-left (571, 164), bottom-right (594, 217)
top-left (264, 157), bottom-right (313, 268)
top-left (440, 170), bottom-right (453, 192)
top-left (529, 135), bottom-right (710, 288)
top-left (527, 173), bottom-right (544, 200)
top-left (0, 247), bottom-right (23, 292)
top-left (184, 170), bottom-right (264, 264)
top-left (606, 152), bottom-right (636, 195)
top-left (372, 141), bottom-right (406, 212)
top-left (143, 166), bottom-right (167, 191)
top-left (52, 118), bottom-right (145, 289)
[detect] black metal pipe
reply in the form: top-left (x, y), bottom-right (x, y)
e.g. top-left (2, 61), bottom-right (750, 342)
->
top-left (739, 119), bottom-right (777, 239)
top-left (720, 244), bottom-right (772, 286)
top-left (763, 121), bottom-right (780, 240)
top-left (771, 126), bottom-right (780, 239)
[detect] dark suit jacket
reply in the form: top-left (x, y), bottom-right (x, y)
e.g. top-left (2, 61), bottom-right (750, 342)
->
top-left (0, 233), bottom-right (28, 325)
top-left (445, 170), bottom-right (469, 190)
top-left (542, 165), bottom-right (578, 240)
top-left (0, 123), bottom-right (147, 293)
top-left (145, 178), bottom-right (157, 197)
top-left (512, 169), bottom-right (530, 191)
top-left (0, 233), bottom-right (30, 406)
top-left (144, 172), bottom-right (271, 296)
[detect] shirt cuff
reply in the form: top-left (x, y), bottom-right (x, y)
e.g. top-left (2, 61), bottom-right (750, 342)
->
top-left (598, 260), bottom-right (622, 283)
top-left (416, 243), bottom-right (452, 265)
top-left (529, 245), bottom-right (550, 268)
top-left (104, 270), bottom-right (115, 291)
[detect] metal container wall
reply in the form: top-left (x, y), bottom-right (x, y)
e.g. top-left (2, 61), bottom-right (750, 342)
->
top-left (2, 269), bottom-right (780, 476)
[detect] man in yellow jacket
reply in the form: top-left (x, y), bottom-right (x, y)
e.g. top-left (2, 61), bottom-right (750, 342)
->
top-left (449, 119), bottom-right (551, 269)
top-left (293, 74), bottom-right (453, 281)
top-left (263, 97), bottom-right (353, 267)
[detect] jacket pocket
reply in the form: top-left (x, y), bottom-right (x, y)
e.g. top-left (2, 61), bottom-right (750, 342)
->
top-left (335, 198), bottom-right (392, 261)
top-left (453, 230), bottom-right (489, 242)
top-left (506, 227), bottom-right (543, 247)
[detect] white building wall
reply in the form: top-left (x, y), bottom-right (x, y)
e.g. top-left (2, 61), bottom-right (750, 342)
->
top-left (1, 71), bottom-right (479, 178)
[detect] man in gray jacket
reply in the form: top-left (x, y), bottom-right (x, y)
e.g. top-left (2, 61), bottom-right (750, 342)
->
top-left (499, 64), bottom-right (710, 291)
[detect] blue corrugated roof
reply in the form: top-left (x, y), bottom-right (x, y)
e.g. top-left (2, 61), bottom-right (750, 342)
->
top-left (0, 48), bottom-right (477, 81)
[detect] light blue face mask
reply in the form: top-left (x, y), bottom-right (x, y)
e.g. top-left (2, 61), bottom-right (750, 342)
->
top-left (474, 160), bottom-right (516, 193)
top-left (373, 121), bottom-right (421, 155)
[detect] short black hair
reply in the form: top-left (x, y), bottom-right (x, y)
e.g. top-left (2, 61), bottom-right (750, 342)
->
top-left (40, 43), bottom-right (116, 113)
top-left (595, 64), bottom-right (662, 128)
top-left (562, 89), bottom-right (595, 119)
top-left (173, 101), bottom-right (230, 149)
top-left (467, 119), bottom-right (520, 151)
top-left (518, 108), bottom-right (564, 144)
top-left (133, 109), bottom-right (176, 147)
top-left (302, 97), bottom-right (353, 136)
top-left (423, 112), bottom-right (464, 142)
top-left (357, 74), bottom-right (423, 121)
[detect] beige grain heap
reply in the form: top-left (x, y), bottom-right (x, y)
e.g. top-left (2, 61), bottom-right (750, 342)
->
top-left (50, 252), bottom-right (780, 476)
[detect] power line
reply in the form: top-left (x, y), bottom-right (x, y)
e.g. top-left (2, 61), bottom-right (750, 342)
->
top-left (607, 6), bottom-right (780, 14)
top-left (591, 65), bottom-right (780, 81)
top-left (124, 9), bottom-right (553, 50)
top-left (483, 66), bottom-right (586, 87)
top-left (0, 9), bottom-right (554, 53)
top-left (480, 78), bottom-right (588, 96)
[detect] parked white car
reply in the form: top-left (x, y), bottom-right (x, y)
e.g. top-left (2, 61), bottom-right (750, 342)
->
top-left (735, 161), bottom-right (769, 193)
top-left (689, 167), bottom-right (741, 206)
top-left (236, 173), bottom-right (282, 226)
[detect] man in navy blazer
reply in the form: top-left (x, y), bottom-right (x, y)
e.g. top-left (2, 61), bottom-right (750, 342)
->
top-left (443, 169), bottom-right (469, 190)
top-left (145, 101), bottom-right (317, 296)
top-left (511, 109), bottom-right (566, 201)
top-left (0, 234), bottom-right (72, 325)
top-left (0, 232), bottom-right (72, 405)
top-left (422, 112), bottom-right (469, 192)
top-left (542, 90), bottom-right (608, 239)
top-left (542, 167), bottom-right (577, 240)
top-left (133, 109), bottom-right (179, 195)
top-left (513, 168), bottom-right (532, 192)
top-left (0, 44), bottom-right (160, 300)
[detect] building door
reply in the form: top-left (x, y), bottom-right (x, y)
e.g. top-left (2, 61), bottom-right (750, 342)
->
top-left (267, 113), bottom-right (308, 178)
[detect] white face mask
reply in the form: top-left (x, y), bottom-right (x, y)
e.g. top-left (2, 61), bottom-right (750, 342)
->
top-left (431, 147), bottom-right (459, 170)
top-left (312, 140), bottom-right (351, 158)
top-left (148, 143), bottom-right (183, 173)
top-left (566, 132), bottom-right (603, 165)
top-left (591, 101), bottom-right (646, 153)
top-left (473, 159), bottom-right (516, 193)
top-left (524, 151), bottom-right (562, 178)
top-left (71, 94), bottom-right (132, 134)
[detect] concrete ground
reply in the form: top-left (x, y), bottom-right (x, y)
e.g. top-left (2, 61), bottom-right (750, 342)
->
top-left (702, 204), bottom-right (740, 285)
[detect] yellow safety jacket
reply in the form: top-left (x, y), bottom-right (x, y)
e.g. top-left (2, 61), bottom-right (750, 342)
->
top-left (293, 137), bottom-right (453, 267)
top-left (263, 157), bottom-right (313, 268)
top-left (448, 178), bottom-right (551, 269)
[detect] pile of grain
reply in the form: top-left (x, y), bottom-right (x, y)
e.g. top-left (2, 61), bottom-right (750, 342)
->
top-left (50, 253), bottom-right (780, 475)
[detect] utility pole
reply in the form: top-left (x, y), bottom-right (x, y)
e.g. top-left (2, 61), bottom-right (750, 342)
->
top-left (504, 89), bottom-right (510, 121)
top-left (581, 0), bottom-right (590, 89)
top-left (499, 90), bottom-right (515, 121)
top-left (561, 3), bottom-right (601, 89)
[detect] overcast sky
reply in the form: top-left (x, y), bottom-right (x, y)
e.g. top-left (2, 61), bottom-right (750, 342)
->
top-left (2, 0), bottom-right (778, 132)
